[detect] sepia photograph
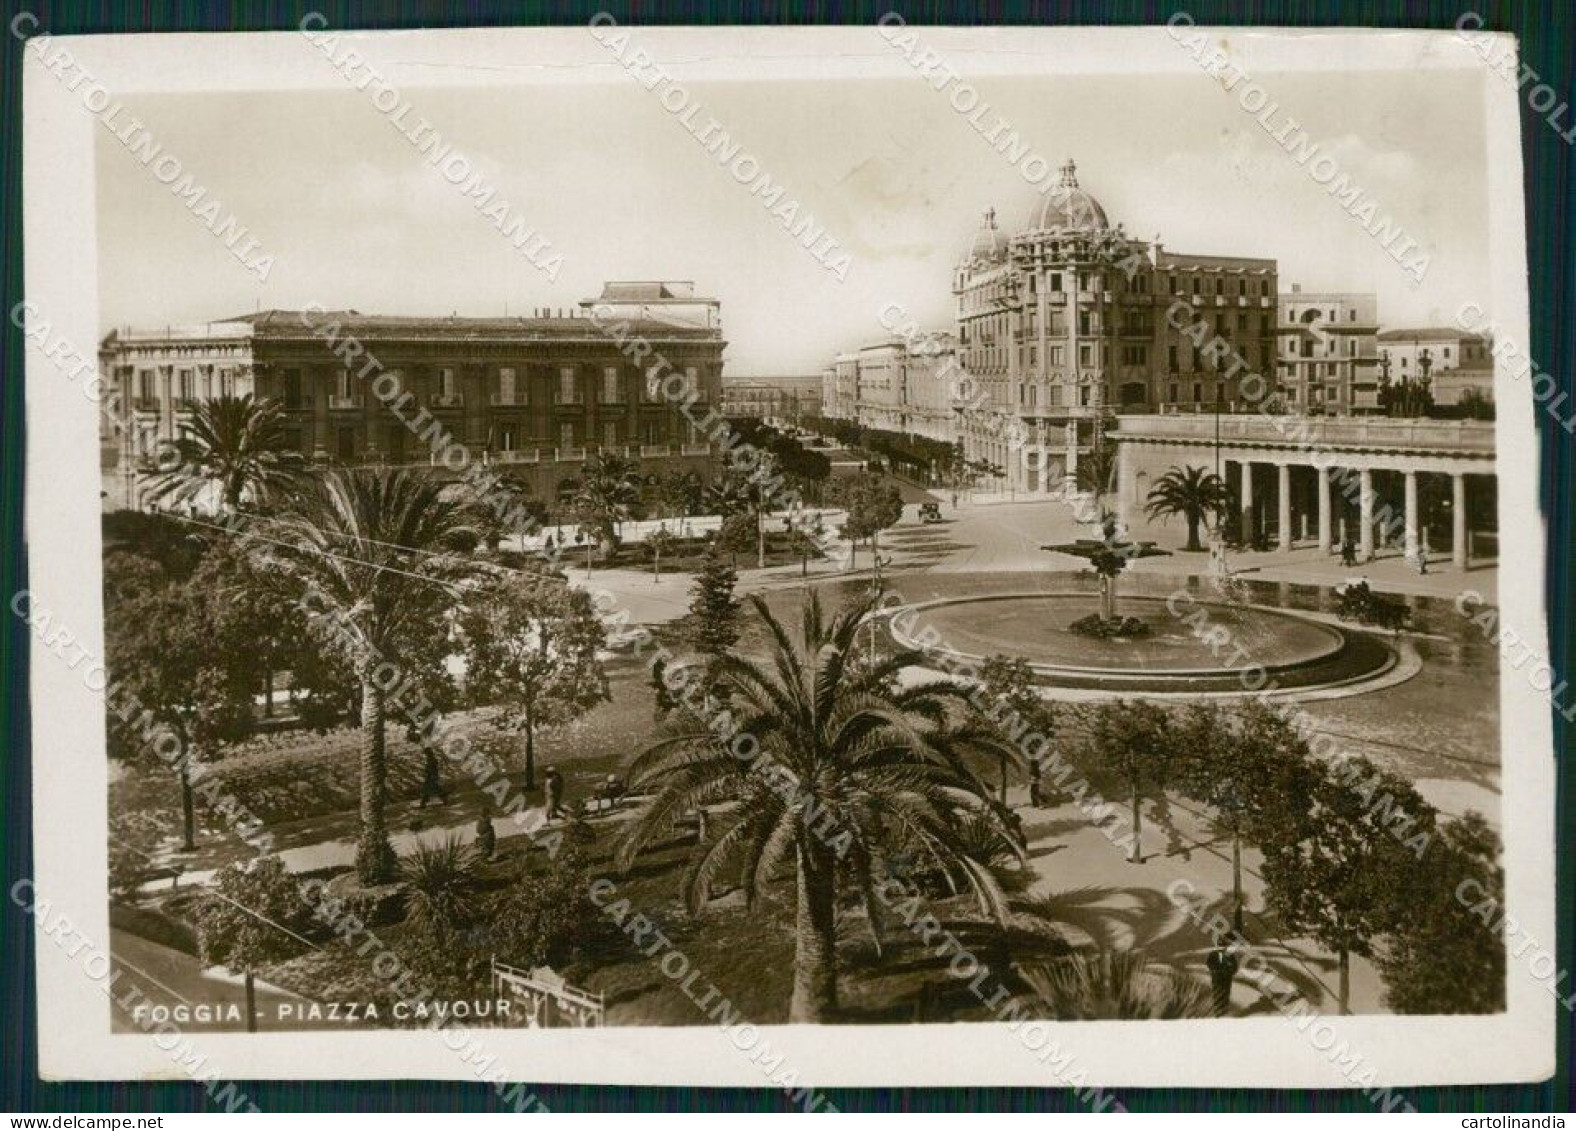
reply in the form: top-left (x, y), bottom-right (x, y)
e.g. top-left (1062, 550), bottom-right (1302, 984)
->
top-left (14, 15), bottom-right (1560, 1103)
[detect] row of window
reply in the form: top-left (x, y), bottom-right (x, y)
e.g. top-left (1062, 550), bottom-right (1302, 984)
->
top-left (277, 364), bottom-right (703, 409)
top-left (130, 367), bottom-right (238, 404)
top-left (296, 420), bottom-right (695, 461)
top-left (964, 270), bottom-right (1274, 303)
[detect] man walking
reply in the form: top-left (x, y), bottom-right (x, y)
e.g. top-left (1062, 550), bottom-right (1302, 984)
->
top-left (543, 765), bottom-right (565, 821)
top-left (418, 744), bottom-right (448, 808)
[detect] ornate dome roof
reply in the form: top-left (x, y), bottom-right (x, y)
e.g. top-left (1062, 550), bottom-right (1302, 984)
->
top-left (1023, 159), bottom-right (1110, 233)
top-left (963, 207), bottom-right (1007, 263)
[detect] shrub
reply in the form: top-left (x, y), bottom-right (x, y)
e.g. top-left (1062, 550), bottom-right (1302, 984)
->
top-left (486, 846), bottom-right (600, 971)
top-left (399, 836), bottom-right (481, 945)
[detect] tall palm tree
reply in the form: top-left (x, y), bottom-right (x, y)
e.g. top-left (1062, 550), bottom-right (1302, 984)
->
top-left (573, 451), bottom-right (644, 561)
top-left (617, 589), bottom-right (1024, 1022)
top-left (258, 469), bottom-right (480, 883)
top-left (146, 394), bottom-right (305, 513)
top-left (1144, 465), bottom-right (1231, 552)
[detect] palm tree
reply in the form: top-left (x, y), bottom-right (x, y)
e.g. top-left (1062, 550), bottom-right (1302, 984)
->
top-left (1144, 465), bottom-right (1231, 552)
top-left (617, 589), bottom-right (1023, 1022)
top-left (573, 451), bottom-right (643, 561)
top-left (146, 394), bottom-right (305, 513)
top-left (707, 460), bottom-right (775, 569)
top-left (1018, 950), bottom-right (1214, 1019)
top-left (400, 836), bottom-right (480, 945)
top-left (258, 468), bottom-right (480, 884)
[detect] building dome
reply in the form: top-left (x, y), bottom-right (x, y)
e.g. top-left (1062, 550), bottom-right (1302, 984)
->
top-left (963, 207), bottom-right (1007, 263)
top-left (1023, 159), bottom-right (1110, 233)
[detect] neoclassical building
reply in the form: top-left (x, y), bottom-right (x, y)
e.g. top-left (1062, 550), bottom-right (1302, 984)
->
top-left (1112, 414), bottom-right (1497, 568)
top-left (99, 282), bottom-right (726, 509)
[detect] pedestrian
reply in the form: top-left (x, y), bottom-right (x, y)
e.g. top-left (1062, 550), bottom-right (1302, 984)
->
top-left (1416, 543), bottom-right (1429, 575)
top-left (474, 800), bottom-right (497, 859)
top-left (543, 765), bottom-right (565, 820)
top-left (1207, 942), bottom-right (1240, 1017)
top-left (418, 744), bottom-right (447, 808)
top-left (1027, 756), bottom-right (1044, 807)
top-left (1340, 536), bottom-right (1357, 567)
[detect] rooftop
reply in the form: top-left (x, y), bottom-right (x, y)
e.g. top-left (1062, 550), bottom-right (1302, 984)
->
top-left (1377, 327), bottom-right (1485, 343)
top-left (109, 307), bottom-right (724, 342)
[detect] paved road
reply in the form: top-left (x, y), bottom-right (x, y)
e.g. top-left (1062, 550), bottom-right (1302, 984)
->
top-left (110, 928), bottom-right (302, 1032)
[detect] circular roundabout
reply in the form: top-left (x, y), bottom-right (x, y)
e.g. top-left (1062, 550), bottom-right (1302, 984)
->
top-left (889, 592), bottom-right (1406, 699)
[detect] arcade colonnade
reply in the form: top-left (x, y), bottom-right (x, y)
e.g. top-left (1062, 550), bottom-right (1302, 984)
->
top-left (1110, 416), bottom-right (1497, 569)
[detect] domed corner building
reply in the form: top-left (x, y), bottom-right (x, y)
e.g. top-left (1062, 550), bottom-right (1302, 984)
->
top-left (950, 158), bottom-right (1280, 508)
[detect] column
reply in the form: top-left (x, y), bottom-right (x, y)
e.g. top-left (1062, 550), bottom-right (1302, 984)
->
top-left (1277, 464), bottom-right (1292, 551)
top-left (1452, 472), bottom-right (1468, 570)
top-left (1239, 460), bottom-right (1254, 541)
top-left (1403, 470), bottom-right (1419, 563)
top-left (158, 366), bottom-right (174, 444)
top-left (1115, 441), bottom-right (1134, 530)
top-left (1316, 465), bottom-right (1332, 554)
top-left (1358, 467), bottom-right (1374, 561)
top-left (312, 365), bottom-right (330, 459)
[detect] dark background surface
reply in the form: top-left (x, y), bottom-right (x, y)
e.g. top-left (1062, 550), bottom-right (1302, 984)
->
top-left (1, 0), bottom-right (1569, 1114)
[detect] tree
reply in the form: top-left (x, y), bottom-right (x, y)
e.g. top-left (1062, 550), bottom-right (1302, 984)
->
top-left (1377, 811), bottom-right (1504, 1014)
top-left (686, 547), bottom-right (741, 666)
top-left (1261, 755), bottom-right (1437, 1014)
top-left (464, 472), bottom-right (546, 553)
top-left (1456, 387), bottom-right (1495, 421)
top-left (104, 577), bottom-right (255, 850)
top-left (714, 512), bottom-right (757, 567)
top-left (489, 843), bottom-right (599, 971)
top-left (1173, 701), bottom-right (1318, 930)
top-left (259, 469), bottom-right (481, 884)
top-left (618, 589), bottom-right (1022, 1022)
top-left (190, 536), bottom-right (299, 719)
top-left (976, 654), bottom-right (1055, 806)
top-left (146, 394), bottom-right (306, 513)
top-left (660, 469), bottom-right (706, 523)
top-left (400, 835), bottom-right (481, 946)
top-left (102, 511), bottom-right (208, 583)
top-left (1087, 700), bottom-right (1171, 864)
top-left (1019, 950), bottom-right (1213, 1020)
top-left (573, 451), bottom-right (644, 561)
top-left (708, 458), bottom-right (777, 568)
top-left (834, 471), bottom-right (904, 571)
top-left (197, 856), bottom-right (310, 1031)
top-left (1144, 465), bottom-right (1230, 552)
top-left (459, 570), bottom-right (610, 791)
top-left (646, 525), bottom-right (676, 581)
top-left (783, 512), bottom-right (827, 580)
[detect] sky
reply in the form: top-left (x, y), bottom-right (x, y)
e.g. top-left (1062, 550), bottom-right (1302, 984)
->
top-left (97, 66), bottom-right (1491, 376)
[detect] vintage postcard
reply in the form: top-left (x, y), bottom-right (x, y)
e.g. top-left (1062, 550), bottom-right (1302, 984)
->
top-left (19, 20), bottom-right (1556, 1095)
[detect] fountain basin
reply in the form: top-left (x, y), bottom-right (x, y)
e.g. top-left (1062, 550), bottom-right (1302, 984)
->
top-left (889, 592), bottom-right (1397, 696)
